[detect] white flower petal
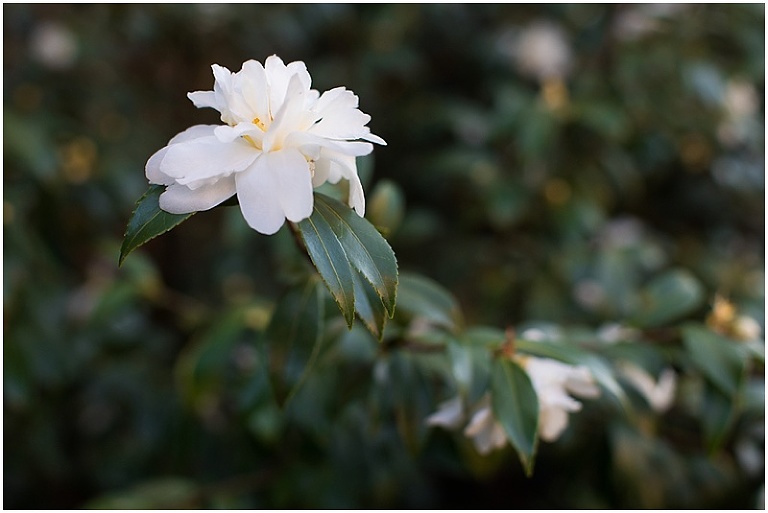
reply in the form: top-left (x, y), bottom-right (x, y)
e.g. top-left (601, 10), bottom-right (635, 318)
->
top-left (264, 55), bottom-right (293, 111)
top-left (264, 149), bottom-right (314, 222)
top-left (425, 396), bottom-right (464, 429)
top-left (464, 405), bottom-right (507, 455)
top-left (168, 124), bottom-right (218, 145)
top-left (214, 122), bottom-right (263, 143)
top-left (158, 176), bottom-right (236, 214)
top-left (520, 355), bottom-right (600, 442)
top-left (187, 90), bottom-right (219, 111)
top-left (146, 125), bottom-right (219, 185)
top-left (347, 169), bottom-right (366, 216)
top-left (235, 157), bottom-right (286, 235)
top-left (620, 363), bottom-right (677, 413)
top-left (146, 147), bottom-right (174, 185)
top-left (264, 74), bottom-right (312, 152)
top-left (239, 59), bottom-right (270, 123)
top-left (464, 406), bottom-right (493, 438)
top-left (539, 406), bottom-right (570, 442)
top-left (489, 421), bottom-right (508, 450)
top-left (362, 132), bottom-right (387, 145)
top-left (161, 136), bottom-right (258, 184)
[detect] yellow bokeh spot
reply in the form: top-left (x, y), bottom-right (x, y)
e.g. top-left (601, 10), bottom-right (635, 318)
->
top-left (4, 201), bottom-right (15, 225)
top-left (59, 137), bottom-right (97, 183)
top-left (541, 78), bottom-right (569, 112)
top-left (544, 178), bottom-right (571, 205)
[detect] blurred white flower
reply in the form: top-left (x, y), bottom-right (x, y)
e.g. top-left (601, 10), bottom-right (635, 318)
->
top-left (733, 315), bottom-right (762, 342)
top-left (30, 22), bottom-right (78, 70)
top-left (717, 79), bottom-right (764, 146)
top-left (514, 22), bottom-right (572, 82)
top-left (722, 79), bottom-right (759, 119)
top-left (597, 323), bottom-right (640, 345)
top-left (521, 356), bottom-right (600, 442)
top-left (146, 55), bottom-right (385, 235)
top-left (463, 395), bottom-right (508, 455)
top-left (612, 4), bottom-right (687, 41)
top-left (717, 79), bottom-right (760, 147)
top-left (425, 396), bottom-right (465, 430)
top-left (425, 357), bottom-right (600, 453)
top-left (619, 363), bottom-right (676, 413)
top-left (425, 394), bottom-right (506, 455)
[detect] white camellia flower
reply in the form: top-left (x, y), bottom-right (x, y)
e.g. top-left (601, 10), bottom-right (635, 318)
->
top-left (146, 55), bottom-right (386, 235)
top-left (463, 395), bottom-right (508, 455)
top-left (520, 356), bottom-right (601, 442)
top-left (425, 357), bottom-right (600, 454)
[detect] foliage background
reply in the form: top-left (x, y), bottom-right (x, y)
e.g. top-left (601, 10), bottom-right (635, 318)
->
top-left (4, 4), bottom-right (764, 509)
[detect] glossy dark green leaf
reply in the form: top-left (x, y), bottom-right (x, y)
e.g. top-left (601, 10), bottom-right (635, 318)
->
top-left (632, 269), bottom-right (704, 328)
top-left (265, 279), bottom-right (325, 406)
top-left (297, 205), bottom-right (356, 327)
top-left (351, 270), bottom-right (388, 340)
top-left (395, 273), bottom-right (462, 332)
top-left (313, 193), bottom-right (398, 317)
top-left (682, 323), bottom-right (747, 396)
top-left (119, 185), bottom-right (194, 266)
top-left (490, 358), bottom-right (539, 475)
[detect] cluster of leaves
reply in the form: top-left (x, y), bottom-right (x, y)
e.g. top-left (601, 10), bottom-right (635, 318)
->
top-left (4, 3), bottom-right (764, 509)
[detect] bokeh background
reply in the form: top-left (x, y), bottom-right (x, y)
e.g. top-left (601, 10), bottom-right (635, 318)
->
top-left (4, 4), bottom-right (764, 509)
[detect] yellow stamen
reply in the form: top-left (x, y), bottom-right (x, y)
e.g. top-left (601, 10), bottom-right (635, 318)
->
top-left (252, 117), bottom-right (267, 131)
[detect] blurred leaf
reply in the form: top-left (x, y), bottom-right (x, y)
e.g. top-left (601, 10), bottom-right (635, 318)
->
top-left (313, 193), bottom-right (398, 318)
top-left (395, 273), bottom-right (462, 332)
top-left (266, 279), bottom-right (325, 406)
top-left (490, 358), bottom-right (539, 475)
top-left (175, 311), bottom-right (244, 408)
top-left (632, 269), bottom-right (704, 328)
top-left (119, 185), bottom-right (194, 266)
top-left (700, 382), bottom-right (736, 454)
top-left (682, 324), bottom-right (747, 397)
top-left (86, 477), bottom-right (199, 509)
top-left (461, 326), bottom-right (505, 348)
top-left (4, 112), bottom-right (58, 181)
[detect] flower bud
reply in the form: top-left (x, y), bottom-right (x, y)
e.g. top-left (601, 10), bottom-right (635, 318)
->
top-left (367, 179), bottom-right (404, 236)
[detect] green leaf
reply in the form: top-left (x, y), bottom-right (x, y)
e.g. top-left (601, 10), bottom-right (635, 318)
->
top-left (313, 193), bottom-right (398, 317)
top-left (175, 311), bottom-right (246, 409)
top-left (490, 358), bottom-right (539, 475)
top-left (86, 478), bottom-right (199, 509)
top-left (632, 269), bottom-right (704, 328)
top-left (265, 279), bottom-right (326, 406)
top-left (351, 270), bottom-right (388, 340)
top-left (682, 323), bottom-right (747, 396)
top-left (700, 382), bottom-right (737, 453)
top-left (297, 206), bottom-right (356, 327)
top-left (395, 273), bottom-right (463, 332)
top-left (119, 185), bottom-right (194, 266)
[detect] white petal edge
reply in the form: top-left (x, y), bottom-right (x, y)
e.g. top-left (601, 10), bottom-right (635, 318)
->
top-left (159, 176), bottom-right (237, 214)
